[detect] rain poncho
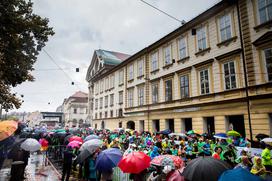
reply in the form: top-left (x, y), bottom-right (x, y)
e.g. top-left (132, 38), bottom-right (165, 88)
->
top-left (261, 148), bottom-right (272, 166)
top-left (150, 146), bottom-right (160, 160)
top-left (251, 156), bottom-right (266, 177)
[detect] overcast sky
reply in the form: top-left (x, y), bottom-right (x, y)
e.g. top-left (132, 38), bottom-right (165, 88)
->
top-left (11, 0), bottom-right (220, 113)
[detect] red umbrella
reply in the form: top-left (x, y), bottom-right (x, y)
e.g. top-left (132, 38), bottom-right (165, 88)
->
top-left (166, 167), bottom-right (185, 181)
top-left (69, 136), bottom-right (83, 143)
top-left (151, 155), bottom-right (184, 169)
top-left (118, 151), bottom-right (151, 174)
top-left (39, 138), bottom-right (49, 147)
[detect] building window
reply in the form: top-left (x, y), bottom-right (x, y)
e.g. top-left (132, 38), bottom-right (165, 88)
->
top-left (109, 75), bottom-right (114, 88)
top-left (180, 75), bottom-right (189, 98)
top-left (118, 109), bottom-right (123, 117)
top-left (99, 97), bottom-right (103, 109)
top-left (223, 61), bottom-right (237, 90)
top-left (105, 96), bottom-right (108, 108)
top-left (110, 94), bottom-right (114, 106)
top-left (110, 110), bottom-right (113, 117)
top-left (165, 79), bottom-right (172, 101)
top-left (128, 64), bottom-right (134, 80)
top-left (138, 86), bottom-right (144, 106)
top-left (151, 52), bottom-right (158, 71)
top-left (200, 69), bottom-right (210, 94)
top-left (105, 111), bottom-right (108, 118)
top-left (138, 59), bottom-right (144, 77)
top-left (119, 91), bottom-right (123, 104)
top-left (73, 108), bottom-right (77, 114)
top-left (95, 99), bottom-right (98, 110)
top-left (100, 80), bottom-right (104, 93)
top-left (100, 112), bottom-right (102, 119)
top-left (219, 14), bottom-right (232, 42)
top-left (152, 83), bottom-right (159, 103)
top-left (264, 48), bottom-right (272, 81)
top-left (197, 26), bottom-right (207, 51)
top-left (164, 45), bottom-right (171, 65)
top-left (95, 113), bottom-right (97, 119)
top-left (128, 89), bottom-right (134, 107)
top-left (258, 0), bottom-right (272, 24)
top-left (119, 70), bottom-right (124, 85)
top-left (178, 37), bottom-right (187, 59)
top-left (105, 77), bottom-right (109, 90)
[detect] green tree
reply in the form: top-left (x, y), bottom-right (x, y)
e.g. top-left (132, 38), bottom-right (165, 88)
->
top-left (0, 0), bottom-right (54, 111)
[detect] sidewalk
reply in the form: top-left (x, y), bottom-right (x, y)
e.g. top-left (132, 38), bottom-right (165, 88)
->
top-left (0, 153), bottom-right (61, 181)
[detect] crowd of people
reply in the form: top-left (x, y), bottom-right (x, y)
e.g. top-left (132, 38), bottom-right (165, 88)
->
top-left (1, 124), bottom-right (272, 181)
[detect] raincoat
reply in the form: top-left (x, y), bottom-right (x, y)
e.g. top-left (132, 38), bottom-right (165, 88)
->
top-left (251, 156), bottom-right (266, 177)
top-left (150, 146), bottom-right (160, 159)
top-left (261, 148), bottom-right (272, 166)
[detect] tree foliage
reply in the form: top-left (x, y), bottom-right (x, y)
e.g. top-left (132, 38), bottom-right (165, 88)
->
top-left (0, 0), bottom-right (54, 110)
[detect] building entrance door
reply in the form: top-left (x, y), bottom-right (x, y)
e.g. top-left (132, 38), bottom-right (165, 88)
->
top-left (184, 118), bottom-right (192, 132)
top-left (227, 115), bottom-right (245, 137)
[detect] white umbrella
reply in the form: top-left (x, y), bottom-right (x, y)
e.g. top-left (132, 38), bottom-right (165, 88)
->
top-left (261, 138), bottom-right (272, 143)
top-left (169, 133), bottom-right (187, 137)
top-left (21, 138), bottom-right (41, 152)
top-left (79, 139), bottom-right (103, 152)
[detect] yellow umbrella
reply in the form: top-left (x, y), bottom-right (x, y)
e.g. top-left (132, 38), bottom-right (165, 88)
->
top-left (0, 120), bottom-right (18, 141)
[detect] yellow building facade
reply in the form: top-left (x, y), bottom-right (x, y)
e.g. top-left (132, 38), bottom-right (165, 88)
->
top-left (86, 0), bottom-right (272, 140)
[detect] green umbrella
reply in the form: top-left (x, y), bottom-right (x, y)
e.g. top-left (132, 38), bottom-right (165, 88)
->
top-left (187, 130), bottom-right (195, 135)
top-left (227, 130), bottom-right (240, 137)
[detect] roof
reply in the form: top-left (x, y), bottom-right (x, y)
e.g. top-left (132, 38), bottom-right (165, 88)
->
top-left (70, 91), bottom-right (88, 98)
top-left (96, 49), bottom-right (130, 65)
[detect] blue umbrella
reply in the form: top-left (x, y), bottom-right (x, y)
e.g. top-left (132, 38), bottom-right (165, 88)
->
top-left (84, 134), bottom-right (100, 142)
top-left (159, 129), bottom-right (171, 135)
top-left (214, 133), bottom-right (228, 139)
top-left (95, 148), bottom-right (122, 172)
top-left (219, 168), bottom-right (262, 181)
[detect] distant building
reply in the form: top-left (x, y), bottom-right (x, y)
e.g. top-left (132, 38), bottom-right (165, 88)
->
top-left (63, 91), bottom-right (88, 128)
top-left (24, 111), bottom-right (42, 127)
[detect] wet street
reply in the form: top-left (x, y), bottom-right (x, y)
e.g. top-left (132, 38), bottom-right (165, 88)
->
top-left (0, 153), bottom-right (61, 181)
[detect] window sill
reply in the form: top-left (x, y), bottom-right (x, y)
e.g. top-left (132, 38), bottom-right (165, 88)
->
top-left (119, 83), bottom-right (124, 87)
top-left (195, 47), bottom-right (211, 57)
top-left (128, 79), bottom-right (134, 83)
top-left (216, 36), bottom-right (237, 48)
top-left (177, 56), bottom-right (190, 64)
top-left (254, 20), bottom-right (272, 31)
top-left (163, 63), bottom-right (173, 69)
top-left (137, 75), bottom-right (144, 79)
top-left (150, 69), bottom-right (159, 74)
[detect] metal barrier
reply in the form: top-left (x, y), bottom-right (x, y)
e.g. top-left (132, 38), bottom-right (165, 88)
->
top-left (113, 167), bottom-right (132, 181)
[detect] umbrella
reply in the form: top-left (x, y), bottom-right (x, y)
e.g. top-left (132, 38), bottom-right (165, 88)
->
top-left (256, 133), bottom-right (269, 140)
top-left (166, 167), bottom-right (185, 181)
top-left (80, 139), bottom-right (103, 152)
top-left (261, 137), bottom-right (272, 144)
top-left (95, 148), bottom-right (122, 171)
top-left (219, 167), bottom-right (262, 181)
top-left (151, 155), bottom-right (184, 169)
top-left (227, 130), bottom-right (240, 137)
top-left (69, 136), bottom-right (83, 143)
top-left (159, 129), bottom-right (172, 135)
top-left (68, 140), bottom-right (82, 148)
top-left (214, 133), bottom-right (228, 139)
top-left (183, 157), bottom-right (231, 181)
top-left (39, 138), bottom-right (49, 147)
top-left (0, 120), bottom-right (18, 141)
top-left (169, 133), bottom-right (187, 138)
top-left (21, 138), bottom-right (41, 152)
top-left (84, 135), bottom-right (100, 142)
top-left (118, 151), bottom-right (151, 174)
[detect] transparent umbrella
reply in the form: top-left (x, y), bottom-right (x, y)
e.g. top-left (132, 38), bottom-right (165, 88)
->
top-left (21, 138), bottom-right (41, 152)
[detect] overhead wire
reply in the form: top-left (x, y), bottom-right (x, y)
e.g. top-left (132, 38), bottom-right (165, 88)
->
top-left (43, 49), bottom-right (83, 90)
top-left (138, 0), bottom-right (184, 24)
